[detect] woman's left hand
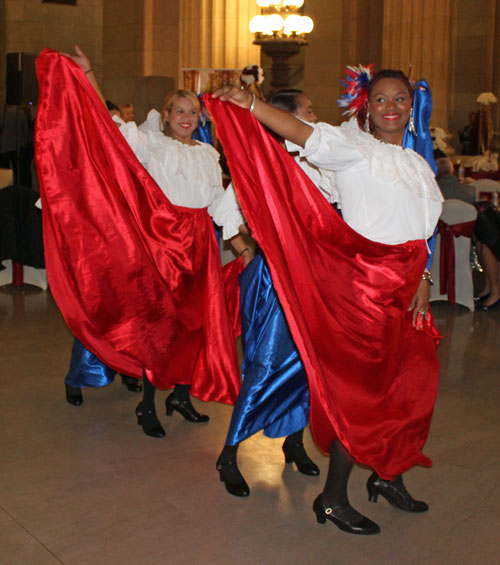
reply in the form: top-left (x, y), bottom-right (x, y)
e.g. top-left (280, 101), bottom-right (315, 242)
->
top-left (408, 279), bottom-right (431, 329)
top-left (407, 63), bottom-right (426, 91)
top-left (61, 44), bottom-right (91, 73)
top-left (61, 44), bottom-right (105, 105)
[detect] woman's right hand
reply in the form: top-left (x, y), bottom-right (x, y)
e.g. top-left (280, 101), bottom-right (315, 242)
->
top-left (212, 85), bottom-right (253, 109)
top-left (213, 83), bottom-right (312, 148)
top-left (61, 44), bottom-right (91, 73)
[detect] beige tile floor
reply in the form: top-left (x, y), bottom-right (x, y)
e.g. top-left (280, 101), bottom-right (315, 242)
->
top-left (0, 285), bottom-right (499, 564)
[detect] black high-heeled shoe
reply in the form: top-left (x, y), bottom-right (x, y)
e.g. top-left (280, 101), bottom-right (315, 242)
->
top-left (120, 374), bottom-right (142, 392)
top-left (216, 459), bottom-right (250, 497)
top-left (165, 394), bottom-right (209, 423)
top-left (476, 298), bottom-right (500, 311)
top-left (282, 441), bottom-right (320, 476)
top-left (65, 383), bottom-right (83, 406)
top-left (312, 495), bottom-right (380, 535)
top-left (135, 402), bottom-right (165, 438)
top-left (367, 473), bottom-right (429, 512)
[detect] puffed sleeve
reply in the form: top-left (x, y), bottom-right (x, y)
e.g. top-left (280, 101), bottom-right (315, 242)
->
top-left (213, 183), bottom-right (246, 240)
top-left (203, 144), bottom-right (226, 218)
top-left (138, 109), bottom-right (162, 133)
top-left (118, 120), bottom-right (151, 166)
top-left (286, 122), bottom-right (364, 172)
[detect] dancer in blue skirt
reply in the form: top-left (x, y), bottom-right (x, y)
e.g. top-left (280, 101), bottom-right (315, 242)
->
top-left (213, 90), bottom-right (333, 497)
top-left (64, 338), bottom-right (141, 406)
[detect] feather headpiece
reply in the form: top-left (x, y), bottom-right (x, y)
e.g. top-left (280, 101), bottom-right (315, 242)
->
top-left (337, 64), bottom-right (374, 116)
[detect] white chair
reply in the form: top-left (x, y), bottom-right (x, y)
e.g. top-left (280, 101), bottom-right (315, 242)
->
top-left (472, 178), bottom-right (500, 202)
top-left (0, 260), bottom-right (48, 290)
top-left (430, 199), bottom-right (477, 311)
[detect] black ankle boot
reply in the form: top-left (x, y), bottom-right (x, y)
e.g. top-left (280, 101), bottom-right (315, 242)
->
top-left (120, 374), bottom-right (142, 392)
top-left (367, 473), bottom-right (429, 512)
top-left (65, 383), bottom-right (83, 406)
top-left (165, 394), bottom-right (209, 423)
top-left (135, 402), bottom-right (165, 438)
top-left (216, 459), bottom-right (250, 497)
top-left (313, 494), bottom-right (380, 535)
top-left (282, 441), bottom-right (320, 476)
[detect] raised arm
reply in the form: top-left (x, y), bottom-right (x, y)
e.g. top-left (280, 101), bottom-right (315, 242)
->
top-left (61, 45), bottom-right (106, 106)
top-left (212, 86), bottom-right (313, 148)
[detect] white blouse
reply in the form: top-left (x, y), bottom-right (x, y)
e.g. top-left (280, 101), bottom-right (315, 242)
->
top-left (214, 154), bottom-right (338, 240)
top-left (116, 110), bottom-right (224, 217)
top-left (290, 117), bottom-right (443, 245)
top-left (213, 182), bottom-right (245, 240)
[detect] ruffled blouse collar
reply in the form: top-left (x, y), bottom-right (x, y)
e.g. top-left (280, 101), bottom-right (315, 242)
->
top-left (340, 117), bottom-right (443, 204)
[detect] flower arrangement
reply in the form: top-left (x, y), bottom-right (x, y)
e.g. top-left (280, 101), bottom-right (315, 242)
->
top-left (477, 92), bottom-right (497, 105)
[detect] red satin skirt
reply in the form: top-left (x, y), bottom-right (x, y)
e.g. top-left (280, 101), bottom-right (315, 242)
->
top-left (34, 49), bottom-right (240, 404)
top-left (206, 96), bottom-right (441, 479)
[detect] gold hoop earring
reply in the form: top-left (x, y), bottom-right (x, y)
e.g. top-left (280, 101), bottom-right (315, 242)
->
top-left (364, 111), bottom-right (371, 133)
top-left (408, 107), bottom-right (417, 135)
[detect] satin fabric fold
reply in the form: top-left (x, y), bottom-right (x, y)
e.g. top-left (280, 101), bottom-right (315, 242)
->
top-left (226, 252), bottom-right (309, 444)
top-left (402, 79), bottom-right (438, 269)
top-left (222, 256), bottom-right (244, 338)
top-left (403, 79), bottom-right (437, 175)
top-left (438, 219), bottom-right (476, 305)
top-left (205, 95), bottom-right (441, 479)
top-left (65, 338), bottom-right (116, 388)
top-left (35, 50), bottom-right (240, 403)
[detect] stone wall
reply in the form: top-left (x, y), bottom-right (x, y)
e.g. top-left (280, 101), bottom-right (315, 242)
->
top-left (1, 0), bottom-right (104, 109)
top-left (449, 0), bottom-right (499, 151)
top-left (1, 0), bottom-right (499, 150)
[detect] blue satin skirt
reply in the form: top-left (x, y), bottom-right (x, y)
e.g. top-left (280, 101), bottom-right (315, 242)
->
top-left (64, 338), bottom-right (116, 388)
top-left (225, 253), bottom-right (310, 445)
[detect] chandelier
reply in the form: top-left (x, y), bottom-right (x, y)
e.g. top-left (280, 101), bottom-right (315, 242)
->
top-left (249, 1), bottom-right (314, 89)
top-left (249, 1), bottom-right (314, 43)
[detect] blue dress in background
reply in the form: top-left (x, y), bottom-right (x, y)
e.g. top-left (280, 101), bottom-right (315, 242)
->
top-left (225, 251), bottom-right (309, 445)
top-left (403, 79), bottom-right (437, 174)
top-left (403, 79), bottom-right (438, 267)
top-left (65, 338), bottom-right (115, 388)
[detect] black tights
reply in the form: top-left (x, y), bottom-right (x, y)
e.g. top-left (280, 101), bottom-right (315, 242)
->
top-left (219, 428), bottom-right (305, 464)
top-left (142, 370), bottom-right (156, 410)
top-left (283, 428), bottom-right (303, 447)
top-left (172, 383), bottom-right (191, 402)
top-left (321, 439), bottom-right (354, 507)
top-left (142, 372), bottom-right (191, 412)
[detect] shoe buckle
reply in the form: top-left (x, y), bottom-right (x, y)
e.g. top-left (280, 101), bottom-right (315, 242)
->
top-left (325, 507), bottom-right (333, 515)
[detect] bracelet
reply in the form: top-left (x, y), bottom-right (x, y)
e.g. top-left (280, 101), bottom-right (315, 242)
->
top-left (84, 68), bottom-right (93, 75)
top-left (239, 247), bottom-right (250, 256)
top-left (249, 93), bottom-right (256, 113)
top-left (422, 270), bottom-right (434, 285)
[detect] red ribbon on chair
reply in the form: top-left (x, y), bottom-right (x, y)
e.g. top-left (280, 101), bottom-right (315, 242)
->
top-left (438, 219), bottom-right (476, 304)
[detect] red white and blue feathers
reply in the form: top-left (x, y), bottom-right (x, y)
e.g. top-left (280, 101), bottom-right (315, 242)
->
top-left (337, 64), bottom-right (374, 116)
